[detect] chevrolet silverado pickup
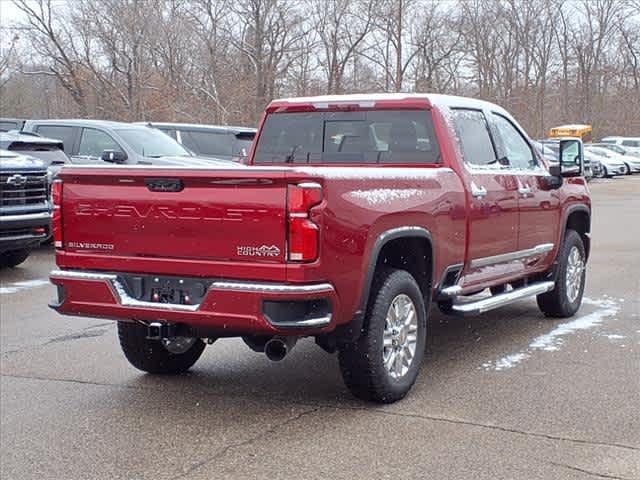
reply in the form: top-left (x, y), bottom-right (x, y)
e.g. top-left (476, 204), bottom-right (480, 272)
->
top-left (49, 94), bottom-right (591, 403)
top-left (1, 150), bottom-right (51, 267)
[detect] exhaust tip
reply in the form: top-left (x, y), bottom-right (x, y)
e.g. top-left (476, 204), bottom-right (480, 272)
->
top-left (264, 336), bottom-right (297, 362)
top-left (264, 338), bottom-right (288, 361)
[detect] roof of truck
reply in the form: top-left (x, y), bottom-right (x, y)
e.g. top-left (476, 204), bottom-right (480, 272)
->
top-left (137, 122), bottom-right (256, 135)
top-left (268, 93), bottom-right (508, 113)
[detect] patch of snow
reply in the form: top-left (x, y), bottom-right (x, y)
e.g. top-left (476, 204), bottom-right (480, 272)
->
top-left (492, 353), bottom-right (530, 371)
top-left (602, 334), bottom-right (625, 340)
top-left (293, 166), bottom-right (454, 180)
top-left (529, 306), bottom-right (618, 352)
top-left (483, 296), bottom-right (620, 371)
top-left (347, 188), bottom-right (427, 206)
top-left (0, 278), bottom-right (51, 295)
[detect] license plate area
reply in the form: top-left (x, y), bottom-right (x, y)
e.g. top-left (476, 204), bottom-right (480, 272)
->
top-left (117, 274), bottom-right (210, 306)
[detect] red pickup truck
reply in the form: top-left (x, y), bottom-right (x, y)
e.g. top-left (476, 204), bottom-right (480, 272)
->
top-left (49, 94), bottom-right (590, 403)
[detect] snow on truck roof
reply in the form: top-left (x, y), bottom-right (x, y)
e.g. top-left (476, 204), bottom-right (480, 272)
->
top-left (269, 93), bottom-right (510, 114)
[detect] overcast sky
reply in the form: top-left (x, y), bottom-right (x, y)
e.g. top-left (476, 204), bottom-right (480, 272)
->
top-left (0, 0), bottom-right (27, 29)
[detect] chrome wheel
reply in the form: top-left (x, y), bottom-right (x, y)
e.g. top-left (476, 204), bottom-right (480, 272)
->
top-left (383, 294), bottom-right (418, 379)
top-left (565, 246), bottom-right (584, 303)
top-left (162, 336), bottom-right (197, 354)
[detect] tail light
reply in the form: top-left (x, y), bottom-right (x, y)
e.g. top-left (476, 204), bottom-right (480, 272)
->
top-left (51, 180), bottom-right (63, 248)
top-left (287, 183), bottom-right (322, 262)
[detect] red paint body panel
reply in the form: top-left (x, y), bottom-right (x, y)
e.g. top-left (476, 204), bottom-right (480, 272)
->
top-left (51, 94), bottom-right (591, 336)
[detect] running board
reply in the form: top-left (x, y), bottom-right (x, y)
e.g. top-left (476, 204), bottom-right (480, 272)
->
top-left (451, 281), bottom-right (555, 316)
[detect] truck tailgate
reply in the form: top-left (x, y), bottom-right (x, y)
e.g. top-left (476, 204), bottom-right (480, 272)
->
top-left (59, 167), bottom-right (287, 265)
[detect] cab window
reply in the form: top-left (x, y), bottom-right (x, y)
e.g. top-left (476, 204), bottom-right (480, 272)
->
top-left (491, 113), bottom-right (537, 169)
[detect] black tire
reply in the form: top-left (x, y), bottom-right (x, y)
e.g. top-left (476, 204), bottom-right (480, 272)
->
top-left (0, 249), bottom-right (31, 268)
top-left (338, 268), bottom-right (427, 403)
top-left (537, 230), bottom-right (586, 318)
top-left (490, 284), bottom-right (507, 295)
top-left (624, 162), bottom-right (632, 176)
top-left (602, 166), bottom-right (610, 178)
top-left (117, 321), bottom-right (205, 374)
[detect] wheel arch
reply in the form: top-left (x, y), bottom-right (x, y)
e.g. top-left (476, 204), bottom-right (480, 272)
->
top-left (334, 226), bottom-right (434, 343)
top-left (563, 204), bottom-right (591, 260)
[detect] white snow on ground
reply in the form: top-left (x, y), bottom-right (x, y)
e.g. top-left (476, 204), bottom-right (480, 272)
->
top-left (482, 296), bottom-right (621, 371)
top-left (602, 334), bottom-right (626, 340)
top-left (0, 279), bottom-right (50, 294)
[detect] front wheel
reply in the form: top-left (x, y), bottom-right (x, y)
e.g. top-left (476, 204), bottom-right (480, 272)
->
top-left (537, 229), bottom-right (586, 318)
top-left (624, 163), bottom-right (632, 176)
top-left (338, 268), bottom-right (427, 403)
top-left (118, 321), bottom-right (205, 374)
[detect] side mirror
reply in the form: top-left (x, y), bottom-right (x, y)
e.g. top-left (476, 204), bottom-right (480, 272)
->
top-left (558, 139), bottom-right (583, 177)
top-left (101, 149), bottom-right (127, 164)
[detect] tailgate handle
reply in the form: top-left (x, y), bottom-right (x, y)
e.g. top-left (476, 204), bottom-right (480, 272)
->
top-left (145, 178), bottom-right (184, 192)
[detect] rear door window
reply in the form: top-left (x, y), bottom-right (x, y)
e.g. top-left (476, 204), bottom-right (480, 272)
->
top-left (622, 139), bottom-right (640, 147)
top-left (34, 125), bottom-right (78, 154)
top-left (253, 110), bottom-right (440, 164)
top-left (77, 128), bottom-right (122, 159)
top-left (158, 128), bottom-right (177, 140)
top-left (181, 130), bottom-right (232, 157)
top-left (450, 109), bottom-right (497, 166)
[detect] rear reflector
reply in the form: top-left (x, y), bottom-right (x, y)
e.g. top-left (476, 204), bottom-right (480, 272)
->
top-left (51, 180), bottom-right (63, 248)
top-left (287, 183), bottom-right (322, 262)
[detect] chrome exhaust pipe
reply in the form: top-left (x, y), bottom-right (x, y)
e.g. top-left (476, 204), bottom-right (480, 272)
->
top-left (264, 336), bottom-right (297, 362)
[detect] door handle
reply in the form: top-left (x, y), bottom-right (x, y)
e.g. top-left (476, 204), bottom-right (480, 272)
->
top-left (470, 182), bottom-right (487, 199)
top-left (518, 184), bottom-right (532, 196)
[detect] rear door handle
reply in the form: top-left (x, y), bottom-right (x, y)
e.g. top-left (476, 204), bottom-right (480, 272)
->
top-left (470, 182), bottom-right (487, 198)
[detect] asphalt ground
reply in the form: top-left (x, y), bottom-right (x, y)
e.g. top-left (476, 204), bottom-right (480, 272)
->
top-left (1, 175), bottom-right (639, 480)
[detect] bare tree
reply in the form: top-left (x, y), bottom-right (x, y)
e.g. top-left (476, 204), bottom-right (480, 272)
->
top-left (13, 0), bottom-right (89, 115)
top-left (312, 0), bottom-right (378, 94)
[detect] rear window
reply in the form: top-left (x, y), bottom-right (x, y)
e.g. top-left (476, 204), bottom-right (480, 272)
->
top-left (34, 125), bottom-right (77, 153)
top-left (0, 121), bottom-right (20, 132)
top-left (621, 139), bottom-right (640, 147)
top-left (253, 110), bottom-right (440, 164)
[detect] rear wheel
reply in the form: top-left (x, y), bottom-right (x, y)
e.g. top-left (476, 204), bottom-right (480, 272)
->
top-left (117, 321), bottom-right (205, 374)
top-left (624, 162), bottom-right (632, 175)
top-left (0, 249), bottom-right (31, 268)
top-left (537, 229), bottom-right (586, 318)
top-left (338, 268), bottom-right (427, 403)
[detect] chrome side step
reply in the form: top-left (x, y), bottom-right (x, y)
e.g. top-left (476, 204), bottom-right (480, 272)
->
top-left (451, 281), bottom-right (554, 316)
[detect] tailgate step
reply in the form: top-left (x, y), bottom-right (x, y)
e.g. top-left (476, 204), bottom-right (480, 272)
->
top-left (451, 281), bottom-right (555, 316)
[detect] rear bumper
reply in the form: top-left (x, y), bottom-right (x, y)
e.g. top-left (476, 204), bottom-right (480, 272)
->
top-left (49, 269), bottom-right (337, 336)
top-left (0, 211), bottom-right (51, 253)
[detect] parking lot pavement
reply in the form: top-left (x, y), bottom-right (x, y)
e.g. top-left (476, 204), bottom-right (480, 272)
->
top-left (1, 177), bottom-right (639, 480)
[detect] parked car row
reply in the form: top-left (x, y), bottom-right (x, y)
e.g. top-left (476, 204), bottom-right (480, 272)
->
top-left (0, 117), bottom-right (257, 268)
top-left (535, 135), bottom-right (640, 179)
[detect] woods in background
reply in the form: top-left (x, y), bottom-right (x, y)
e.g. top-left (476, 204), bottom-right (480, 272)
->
top-left (1, 0), bottom-right (639, 138)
